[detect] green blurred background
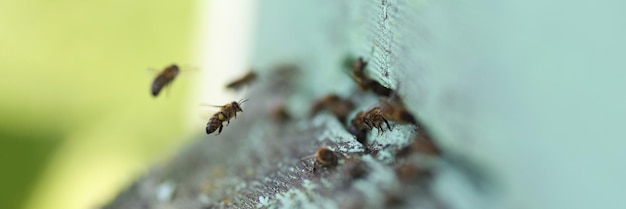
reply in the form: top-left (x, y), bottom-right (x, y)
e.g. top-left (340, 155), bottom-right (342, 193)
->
top-left (0, 0), bottom-right (199, 209)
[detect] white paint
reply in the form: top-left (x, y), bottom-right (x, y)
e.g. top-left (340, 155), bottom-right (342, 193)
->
top-left (192, 0), bottom-right (256, 108)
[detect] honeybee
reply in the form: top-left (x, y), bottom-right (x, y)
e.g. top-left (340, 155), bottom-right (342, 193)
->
top-left (301, 147), bottom-right (338, 172)
top-left (271, 105), bottom-right (291, 122)
top-left (362, 107), bottom-right (391, 133)
top-left (310, 94), bottom-right (354, 122)
top-left (151, 64), bottom-right (180, 97)
top-left (342, 156), bottom-right (368, 180)
top-left (225, 71), bottom-right (257, 91)
top-left (272, 64), bottom-right (299, 78)
top-left (349, 57), bottom-right (394, 97)
top-left (394, 163), bottom-right (433, 183)
top-left (348, 111), bottom-right (370, 146)
top-left (351, 57), bottom-right (368, 90)
top-left (397, 134), bottom-right (441, 157)
top-left (380, 95), bottom-right (417, 125)
top-left (350, 107), bottom-right (391, 136)
top-left (205, 99), bottom-right (248, 135)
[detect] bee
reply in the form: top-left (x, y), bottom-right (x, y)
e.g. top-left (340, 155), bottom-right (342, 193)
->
top-left (349, 57), bottom-right (394, 97)
top-left (272, 64), bottom-right (299, 78)
top-left (349, 111), bottom-right (370, 146)
top-left (205, 99), bottom-right (248, 135)
top-left (362, 107), bottom-right (391, 133)
top-left (151, 64), bottom-right (180, 97)
top-left (380, 95), bottom-right (417, 125)
top-left (271, 105), bottom-right (291, 122)
top-left (350, 107), bottom-right (391, 137)
top-left (351, 57), bottom-right (368, 90)
top-left (225, 71), bottom-right (257, 91)
top-left (206, 111), bottom-right (227, 135)
top-left (394, 163), bottom-right (433, 183)
top-left (342, 156), bottom-right (368, 180)
top-left (310, 94), bottom-right (354, 122)
top-left (397, 133), bottom-right (441, 158)
top-left (301, 147), bottom-right (338, 172)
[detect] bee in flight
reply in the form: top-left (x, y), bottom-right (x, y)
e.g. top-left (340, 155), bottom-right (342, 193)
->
top-left (226, 71), bottom-right (258, 91)
top-left (205, 99), bottom-right (248, 135)
top-left (151, 64), bottom-right (180, 97)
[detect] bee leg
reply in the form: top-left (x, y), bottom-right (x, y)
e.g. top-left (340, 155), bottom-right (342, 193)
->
top-left (216, 125), bottom-right (223, 135)
top-left (383, 117), bottom-right (391, 131)
top-left (226, 119), bottom-right (230, 126)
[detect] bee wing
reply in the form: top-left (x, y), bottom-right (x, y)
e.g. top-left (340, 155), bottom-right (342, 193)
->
top-left (199, 104), bottom-right (224, 108)
top-left (146, 67), bottom-right (159, 75)
top-left (300, 154), bottom-right (316, 161)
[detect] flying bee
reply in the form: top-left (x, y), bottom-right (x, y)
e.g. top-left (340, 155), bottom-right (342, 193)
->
top-left (151, 64), bottom-right (180, 97)
top-left (310, 94), bottom-right (354, 122)
top-left (225, 71), bottom-right (257, 91)
top-left (204, 99), bottom-right (248, 135)
top-left (301, 147), bottom-right (338, 173)
top-left (348, 57), bottom-right (394, 97)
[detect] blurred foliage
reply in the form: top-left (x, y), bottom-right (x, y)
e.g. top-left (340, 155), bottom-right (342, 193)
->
top-left (0, 0), bottom-right (199, 209)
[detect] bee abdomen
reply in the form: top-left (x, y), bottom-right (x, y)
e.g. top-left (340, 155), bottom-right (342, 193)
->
top-left (151, 75), bottom-right (168, 97)
top-left (206, 114), bottom-right (221, 134)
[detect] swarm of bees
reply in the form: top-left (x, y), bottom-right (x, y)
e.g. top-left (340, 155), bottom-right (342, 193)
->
top-left (147, 56), bottom-right (439, 192)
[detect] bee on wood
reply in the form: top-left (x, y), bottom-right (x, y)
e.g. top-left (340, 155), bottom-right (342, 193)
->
top-left (349, 57), bottom-right (394, 97)
top-left (225, 71), bottom-right (257, 91)
top-left (342, 156), bottom-right (368, 180)
top-left (205, 99), bottom-right (248, 135)
top-left (362, 107), bottom-right (391, 133)
top-left (301, 147), bottom-right (338, 172)
top-left (349, 107), bottom-right (392, 138)
top-left (151, 64), bottom-right (180, 97)
top-left (351, 57), bottom-right (368, 90)
top-left (349, 111), bottom-right (370, 146)
top-left (397, 134), bottom-right (441, 158)
top-left (379, 94), bottom-right (417, 125)
top-left (271, 105), bottom-right (291, 122)
top-left (310, 94), bottom-right (354, 122)
top-left (395, 163), bottom-right (433, 183)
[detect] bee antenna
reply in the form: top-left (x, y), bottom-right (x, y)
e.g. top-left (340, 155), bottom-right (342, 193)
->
top-left (239, 98), bottom-right (249, 104)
